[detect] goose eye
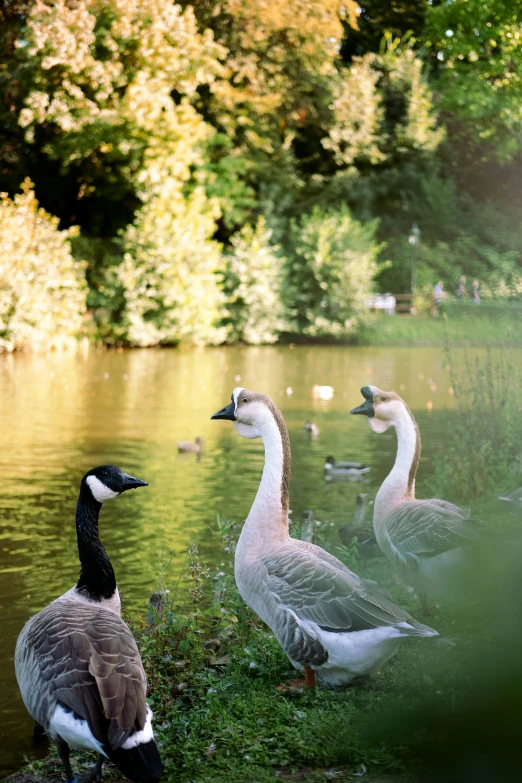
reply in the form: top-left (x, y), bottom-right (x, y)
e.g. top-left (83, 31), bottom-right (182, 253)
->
top-left (242, 398), bottom-right (248, 404)
top-left (380, 397), bottom-right (386, 402)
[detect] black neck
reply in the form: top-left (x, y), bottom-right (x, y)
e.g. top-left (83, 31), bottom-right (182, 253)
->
top-left (75, 489), bottom-right (116, 601)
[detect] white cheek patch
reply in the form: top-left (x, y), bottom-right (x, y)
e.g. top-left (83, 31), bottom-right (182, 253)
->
top-left (86, 474), bottom-right (119, 503)
top-left (232, 387), bottom-right (244, 410)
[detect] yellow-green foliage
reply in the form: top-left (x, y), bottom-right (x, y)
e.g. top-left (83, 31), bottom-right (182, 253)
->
top-left (0, 181), bottom-right (86, 352)
top-left (13, 0), bottom-right (518, 349)
top-left (324, 43), bottom-right (444, 167)
top-left (285, 206), bottom-right (381, 337)
top-left (223, 219), bottom-right (286, 344)
top-left (120, 187), bottom-right (226, 346)
top-left (19, 0), bottom-right (223, 187)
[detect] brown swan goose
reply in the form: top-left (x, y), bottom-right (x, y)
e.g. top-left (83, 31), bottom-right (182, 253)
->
top-left (211, 388), bottom-right (437, 688)
top-left (351, 385), bottom-right (491, 615)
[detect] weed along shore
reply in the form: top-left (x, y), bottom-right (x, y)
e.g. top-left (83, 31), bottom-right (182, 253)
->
top-left (14, 505), bottom-right (521, 783)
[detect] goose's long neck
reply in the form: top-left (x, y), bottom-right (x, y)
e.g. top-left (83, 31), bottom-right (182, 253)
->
top-left (75, 494), bottom-right (116, 601)
top-left (240, 408), bottom-right (291, 552)
top-left (374, 406), bottom-right (421, 528)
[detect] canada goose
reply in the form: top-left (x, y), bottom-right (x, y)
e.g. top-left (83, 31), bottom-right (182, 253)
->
top-left (177, 437), bottom-right (204, 453)
top-left (351, 386), bottom-right (491, 615)
top-left (211, 389), bottom-right (437, 688)
top-left (303, 421), bottom-right (319, 437)
top-left (15, 465), bottom-right (163, 783)
top-left (324, 456), bottom-right (370, 479)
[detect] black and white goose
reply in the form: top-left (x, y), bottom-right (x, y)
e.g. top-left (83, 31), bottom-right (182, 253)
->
top-left (212, 389), bottom-right (437, 688)
top-left (15, 465), bottom-right (163, 783)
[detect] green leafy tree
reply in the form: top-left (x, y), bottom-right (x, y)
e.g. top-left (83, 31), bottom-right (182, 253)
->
top-left (324, 40), bottom-right (444, 169)
top-left (284, 206), bottom-right (381, 337)
top-left (18, 0), bottom-right (223, 190)
top-left (425, 0), bottom-right (522, 161)
top-left (119, 187), bottom-right (225, 347)
top-left (0, 180), bottom-right (86, 351)
top-left (16, 0), bottom-right (227, 340)
top-left (223, 218), bottom-right (286, 344)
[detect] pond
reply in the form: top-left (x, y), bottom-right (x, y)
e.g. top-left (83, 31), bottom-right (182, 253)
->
top-left (0, 344), bottom-right (458, 775)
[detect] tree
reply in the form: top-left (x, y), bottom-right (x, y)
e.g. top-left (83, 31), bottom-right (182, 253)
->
top-left (0, 179), bottom-right (86, 351)
top-left (223, 218), bottom-right (286, 344)
top-left (119, 186), bottom-right (225, 347)
top-left (284, 206), bottom-right (381, 337)
top-left (425, 0), bottom-right (522, 161)
top-left (16, 0), bottom-right (224, 232)
top-left (341, 0), bottom-right (429, 61)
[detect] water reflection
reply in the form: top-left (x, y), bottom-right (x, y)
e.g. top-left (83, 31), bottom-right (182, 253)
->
top-left (0, 344), bottom-right (461, 774)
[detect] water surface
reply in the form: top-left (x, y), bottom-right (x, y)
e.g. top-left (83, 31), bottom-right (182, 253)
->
top-left (0, 344), bottom-right (458, 774)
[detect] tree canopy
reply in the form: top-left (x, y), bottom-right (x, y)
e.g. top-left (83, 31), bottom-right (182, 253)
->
top-left (0, 0), bottom-right (520, 349)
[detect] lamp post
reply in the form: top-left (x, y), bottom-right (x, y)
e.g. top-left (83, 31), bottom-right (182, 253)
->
top-left (409, 223), bottom-right (421, 294)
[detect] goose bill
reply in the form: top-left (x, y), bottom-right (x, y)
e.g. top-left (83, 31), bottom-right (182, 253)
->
top-left (211, 402), bottom-right (236, 421)
top-left (350, 399), bottom-right (375, 417)
top-left (120, 473), bottom-right (148, 490)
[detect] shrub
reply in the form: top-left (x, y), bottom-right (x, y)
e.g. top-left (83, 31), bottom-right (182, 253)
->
top-left (119, 187), bottom-right (226, 346)
top-left (0, 180), bottom-right (86, 351)
top-left (283, 205), bottom-right (380, 337)
top-left (222, 218), bottom-right (286, 344)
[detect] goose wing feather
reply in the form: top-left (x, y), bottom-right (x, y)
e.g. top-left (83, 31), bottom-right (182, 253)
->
top-left (384, 499), bottom-right (490, 560)
top-left (262, 541), bottom-right (415, 636)
top-left (27, 600), bottom-right (147, 749)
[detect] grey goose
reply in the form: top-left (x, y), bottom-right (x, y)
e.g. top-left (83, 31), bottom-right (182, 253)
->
top-left (351, 385), bottom-right (491, 615)
top-left (15, 465), bottom-right (163, 783)
top-left (212, 388), bottom-right (437, 689)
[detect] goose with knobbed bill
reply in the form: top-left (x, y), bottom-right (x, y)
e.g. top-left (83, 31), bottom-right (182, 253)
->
top-left (15, 465), bottom-right (163, 783)
top-left (351, 385), bottom-right (493, 615)
top-left (212, 388), bottom-right (437, 689)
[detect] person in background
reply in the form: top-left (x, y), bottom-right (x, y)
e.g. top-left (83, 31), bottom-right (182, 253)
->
top-left (432, 280), bottom-right (445, 315)
top-left (472, 279), bottom-right (481, 304)
top-left (456, 275), bottom-right (467, 299)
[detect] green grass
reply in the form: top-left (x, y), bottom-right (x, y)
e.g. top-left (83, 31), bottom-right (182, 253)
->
top-left (24, 516), bottom-right (515, 783)
top-left (360, 306), bottom-right (522, 347)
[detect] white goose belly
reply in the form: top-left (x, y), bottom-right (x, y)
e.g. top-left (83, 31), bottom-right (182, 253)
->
top-left (290, 625), bottom-right (406, 688)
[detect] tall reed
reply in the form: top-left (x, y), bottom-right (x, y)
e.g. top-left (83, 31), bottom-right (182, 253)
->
top-left (430, 347), bottom-right (522, 500)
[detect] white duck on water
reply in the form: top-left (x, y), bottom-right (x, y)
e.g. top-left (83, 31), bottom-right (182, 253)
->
top-left (211, 388), bottom-right (437, 688)
top-left (15, 466), bottom-right (163, 783)
top-left (351, 386), bottom-right (492, 615)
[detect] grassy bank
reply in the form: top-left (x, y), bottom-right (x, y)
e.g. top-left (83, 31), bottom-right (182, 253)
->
top-left (360, 304), bottom-right (522, 347)
top-left (21, 510), bottom-right (522, 783)
top-left (18, 351), bottom-right (522, 783)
